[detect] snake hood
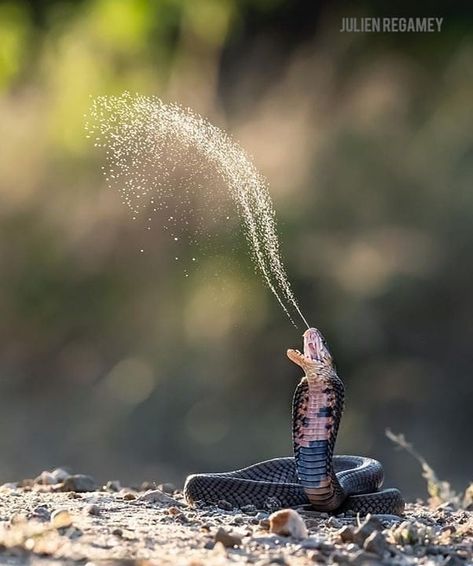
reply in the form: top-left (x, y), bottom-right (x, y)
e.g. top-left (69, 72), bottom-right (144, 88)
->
top-left (287, 327), bottom-right (333, 375)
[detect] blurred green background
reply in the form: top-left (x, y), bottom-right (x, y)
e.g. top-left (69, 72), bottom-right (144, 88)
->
top-left (0, 0), bottom-right (472, 500)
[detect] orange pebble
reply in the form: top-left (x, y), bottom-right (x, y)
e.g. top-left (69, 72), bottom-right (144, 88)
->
top-left (269, 509), bottom-right (308, 539)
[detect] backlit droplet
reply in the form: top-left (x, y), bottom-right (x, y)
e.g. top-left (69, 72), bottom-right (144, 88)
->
top-left (85, 93), bottom-right (309, 328)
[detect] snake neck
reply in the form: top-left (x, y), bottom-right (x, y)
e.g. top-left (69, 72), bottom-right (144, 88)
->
top-left (292, 371), bottom-right (345, 511)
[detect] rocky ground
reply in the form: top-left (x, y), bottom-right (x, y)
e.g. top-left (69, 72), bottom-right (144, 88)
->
top-left (0, 470), bottom-right (471, 566)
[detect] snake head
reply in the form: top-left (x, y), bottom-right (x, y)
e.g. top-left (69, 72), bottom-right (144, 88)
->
top-left (287, 327), bottom-right (333, 373)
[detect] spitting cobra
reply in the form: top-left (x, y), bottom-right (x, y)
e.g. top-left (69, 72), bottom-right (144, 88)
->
top-left (184, 328), bottom-right (404, 515)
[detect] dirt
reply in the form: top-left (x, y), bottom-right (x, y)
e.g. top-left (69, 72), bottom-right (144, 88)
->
top-left (0, 473), bottom-right (471, 566)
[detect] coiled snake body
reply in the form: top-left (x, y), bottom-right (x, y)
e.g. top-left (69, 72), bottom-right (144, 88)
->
top-left (184, 328), bottom-right (404, 515)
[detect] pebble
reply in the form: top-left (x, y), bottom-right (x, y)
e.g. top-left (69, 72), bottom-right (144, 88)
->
top-left (241, 504), bottom-right (257, 515)
top-left (9, 513), bottom-right (26, 525)
top-left (60, 474), bottom-right (97, 493)
top-left (269, 509), bottom-right (308, 539)
top-left (230, 515), bottom-right (245, 525)
top-left (363, 531), bottom-right (390, 556)
top-left (214, 526), bottom-right (242, 548)
top-left (212, 541), bottom-right (227, 555)
top-left (68, 492), bottom-right (82, 499)
top-left (105, 480), bottom-right (121, 492)
top-left (51, 509), bottom-right (73, 528)
top-left (259, 518), bottom-right (270, 530)
top-left (35, 471), bottom-right (57, 485)
top-left (138, 489), bottom-right (181, 506)
top-left (255, 512), bottom-right (269, 521)
top-left (338, 525), bottom-right (356, 543)
top-left (29, 505), bottom-right (51, 521)
top-left (122, 491), bottom-right (136, 500)
top-left (51, 468), bottom-right (71, 483)
top-left (217, 500), bottom-right (233, 511)
top-left (85, 504), bottom-right (101, 516)
top-left (0, 482), bottom-right (17, 490)
top-left (353, 515), bottom-right (384, 546)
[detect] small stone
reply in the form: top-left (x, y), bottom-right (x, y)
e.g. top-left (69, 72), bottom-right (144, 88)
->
top-left (51, 509), bottom-right (73, 528)
top-left (35, 471), bottom-right (56, 485)
top-left (138, 489), bottom-right (181, 506)
top-left (353, 515), bottom-right (384, 546)
top-left (51, 468), bottom-right (71, 482)
top-left (463, 483), bottom-right (473, 510)
top-left (158, 482), bottom-right (176, 494)
top-left (217, 500), bottom-right (233, 511)
top-left (255, 512), bottom-right (269, 521)
top-left (269, 509), bottom-right (308, 539)
top-left (60, 474), bottom-right (97, 493)
top-left (241, 504), bottom-right (257, 515)
top-left (9, 513), bottom-right (26, 525)
top-left (212, 541), bottom-right (227, 555)
top-left (259, 518), bottom-right (270, 530)
top-left (0, 482), bottom-right (17, 490)
top-left (122, 491), bottom-right (136, 500)
top-left (389, 521), bottom-right (418, 545)
top-left (203, 540), bottom-right (215, 550)
top-left (338, 525), bottom-right (356, 543)
top-left (112, 528), bottom-right (123, 537)
top-left (105, 480), bottom-right (121, 492)
top-left (85, 504), bottom-right (100, 516)
top-left (68, 492), bottom-right (82, 499)
top-left (17, 478), bottom-right (34, 488)
top-left (214, 527), bottom-right (242, 548)
top-left (29, 505), bottom-right (51, 521)
top-left (363, 531), bottom-right (389, 556)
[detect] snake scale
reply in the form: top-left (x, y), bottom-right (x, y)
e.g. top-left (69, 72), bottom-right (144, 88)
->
top-left (184, 328), bottom-right (404, 515)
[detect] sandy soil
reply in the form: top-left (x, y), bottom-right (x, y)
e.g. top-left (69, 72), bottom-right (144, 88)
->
top-left (0, 472), bottom-right (471, 566)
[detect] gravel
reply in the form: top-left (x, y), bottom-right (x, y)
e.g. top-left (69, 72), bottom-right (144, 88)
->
top-left (0, 472), bottom-right (471, 566)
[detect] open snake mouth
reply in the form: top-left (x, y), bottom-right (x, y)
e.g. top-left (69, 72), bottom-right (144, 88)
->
top-left (303, 328), bottom-right (327, 362)
top-left (287, 327), bottom-right (332, 368)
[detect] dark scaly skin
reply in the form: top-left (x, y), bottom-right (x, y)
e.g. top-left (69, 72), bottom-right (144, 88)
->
top-left (184, 328), bottom-right (404, 515)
